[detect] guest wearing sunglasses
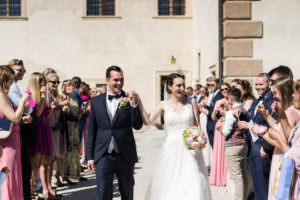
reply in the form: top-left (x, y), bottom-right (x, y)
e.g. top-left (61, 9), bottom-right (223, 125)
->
top-left (206, 77), bottom-right (224, 147)
top-left (209, 82), bottom-right (230, 186)
top-left (7, 59), bottom-right (37, 200)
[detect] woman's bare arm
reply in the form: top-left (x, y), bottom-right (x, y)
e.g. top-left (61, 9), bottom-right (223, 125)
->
top-left (137, 96), bottom-right (163, 126)
top-left (191, 98), bottom-right (202, 131)
top-left (0, 93), bottom-right (28, 124)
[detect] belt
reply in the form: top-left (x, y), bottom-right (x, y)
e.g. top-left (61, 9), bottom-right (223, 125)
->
top-left (105, 149), bottom-right (119, 156)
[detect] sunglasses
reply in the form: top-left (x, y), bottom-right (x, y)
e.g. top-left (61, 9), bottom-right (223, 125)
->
top-left (49, 81), bottom-right (60, 85)
top-left (39, 78), bottom-right (46, 82)
top-left (15, 68), bottom-right (26, 73)
top-left (207, 84), bottom-right (216, 87)
top-left (221, 88), bottom-right (229, 92)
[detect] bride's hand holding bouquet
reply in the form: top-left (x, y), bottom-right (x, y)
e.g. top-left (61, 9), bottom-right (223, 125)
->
top-left (183, 127), bottom-right (207, 150)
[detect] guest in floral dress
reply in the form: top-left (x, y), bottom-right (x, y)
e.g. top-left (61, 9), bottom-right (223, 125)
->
top-left (62, 80), bottom-right (81, 183)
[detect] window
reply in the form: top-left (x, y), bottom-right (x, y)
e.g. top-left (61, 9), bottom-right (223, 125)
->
top-left (87, 0), bottom-right (115, 16)
top-left (158, 0), bottom-right (185, 16)
top-left (0, 0), bottom-right (21, 16)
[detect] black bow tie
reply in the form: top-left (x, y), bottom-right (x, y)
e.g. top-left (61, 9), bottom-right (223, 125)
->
top-left (108, 94), bottom-right (122, 101)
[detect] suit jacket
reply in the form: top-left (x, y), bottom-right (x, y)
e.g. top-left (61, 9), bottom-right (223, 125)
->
top-left (246, 90), bottom-right (276, 157)
top-left (197, 95), bottom-right (204, 104)
top-left (207, 90), bottom-right (224, 123)
top-left (87, 91), bottom-right (143, 164)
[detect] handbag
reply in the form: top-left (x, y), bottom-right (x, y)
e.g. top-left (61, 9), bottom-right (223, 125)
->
top-left (0, 119), bottom-right (13, 139)
top-left (275, 125), bottom-right (298, 200)
top-left (0, 98), bottom-right (15, 139)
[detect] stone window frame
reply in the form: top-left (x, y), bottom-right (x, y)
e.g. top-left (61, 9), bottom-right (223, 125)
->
top-left (153, 0), bottom-right (192, 19)
top-left (82, 0), bottom-right (121, 19)
top-left (0, 0), bottom-right (27, 20)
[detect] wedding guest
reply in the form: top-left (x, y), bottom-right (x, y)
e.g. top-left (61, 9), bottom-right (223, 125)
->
top-left (185, 86), bottom-right (193, 97)
top-left (209, 82), bottom-right (230, 186)
top-left (222, 88), bottom-right (248, 200)
top-left (7, 59), bottom-right (35, 200)
top-left (255, 76), bottom-right (299, 200)
top-left (237, 73), bottom-right (276, 200)
top-left (198, 86), bottom-right (212, 168)
top-left (99, 86), bottom-right (107, 94)
top-left (45, 72), bottom-right (67, 193)
top-left (62, 80), bottom-right (81, 183)
top-left (257, 80), bottom-right (300, 200)
top-left (0, 65), bottom-right (29, 200)
top-left (207, 77), bottom-right (224, 147)
top-left (268, 65), bottom-right (293, 83)
top-left (90, 87), bottom-right (101, 98)
top-left (80, 95), bottom-right (90, 167)
top-left (193, 84), bottom-right (203, 103)
top-left (28, 72), bottom-right (53, 199)
top-left (0, 146), bottom-right (10, 200)
top-left (237, 80), bottom-right (255, 111)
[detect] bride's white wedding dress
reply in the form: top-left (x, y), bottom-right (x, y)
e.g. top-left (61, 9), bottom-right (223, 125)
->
top-left (150, 98), bottom-right (211, 200)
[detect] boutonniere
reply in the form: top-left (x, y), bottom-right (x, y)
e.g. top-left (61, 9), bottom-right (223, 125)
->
top-left (118, 97), bottom-right (129, 107)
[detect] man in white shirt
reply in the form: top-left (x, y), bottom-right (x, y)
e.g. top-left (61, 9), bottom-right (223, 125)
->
top-left (8, 59), bottom-right (32, 200)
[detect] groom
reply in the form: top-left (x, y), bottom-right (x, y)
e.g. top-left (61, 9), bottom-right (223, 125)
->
top-left (87, 66), bottom-right (143, 200)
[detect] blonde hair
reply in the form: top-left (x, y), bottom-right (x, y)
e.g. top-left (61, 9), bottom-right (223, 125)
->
top-left (0, 65), bottom-right (14, 94)
top-left (61, 80), bottom-right (75, 97)
top-left (27, 72), bottom-right (47, 104)
top-left (45, 72), bottom-right (60, 99)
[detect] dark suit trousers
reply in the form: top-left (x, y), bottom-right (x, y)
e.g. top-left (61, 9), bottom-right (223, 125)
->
top-left (207, 120), bottom-right (216, 147)
top-left (96, 152), bottom-right (135, 200)
top-left (20, 124), bottom-right (33, 200)
top-left (248, 147), bottom-right (270, 200)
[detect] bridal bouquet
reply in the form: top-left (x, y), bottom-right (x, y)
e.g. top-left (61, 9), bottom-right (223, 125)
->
top-left (183, 127), bottom-right (207, 150)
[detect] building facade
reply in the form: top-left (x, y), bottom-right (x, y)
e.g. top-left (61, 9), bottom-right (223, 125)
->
top-left (0, 0), bottom-right (299, 114)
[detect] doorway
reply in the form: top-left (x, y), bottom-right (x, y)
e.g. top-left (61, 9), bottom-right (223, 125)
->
top-left (160, 75), bottom-right (168, 125)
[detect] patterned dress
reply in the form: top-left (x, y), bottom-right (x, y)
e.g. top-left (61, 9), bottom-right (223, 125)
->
top-left (64, 98), bottom-right (81, 178)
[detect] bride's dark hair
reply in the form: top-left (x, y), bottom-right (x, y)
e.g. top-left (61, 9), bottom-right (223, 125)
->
top-left (166, 73), bottom-right (185, 94)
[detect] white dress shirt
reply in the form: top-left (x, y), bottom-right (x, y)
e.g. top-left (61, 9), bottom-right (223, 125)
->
top-left (8, 81), bottom-right (22, 106)
top-left (222, 103), bottom-right (243, 136)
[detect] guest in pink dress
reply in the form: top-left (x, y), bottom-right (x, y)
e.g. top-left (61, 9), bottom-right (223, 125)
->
top-left (209, 83), bottom-right (230, 186)
top-left (0, 65), bottom-right (30, 200)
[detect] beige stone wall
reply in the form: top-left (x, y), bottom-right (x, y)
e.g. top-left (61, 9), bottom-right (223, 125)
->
top-left (0, 0), bottom-right (194, 110)
top-left (193, 0), bottom-right (219, 84)
top-left (252, 0), bottom-right (300, 78)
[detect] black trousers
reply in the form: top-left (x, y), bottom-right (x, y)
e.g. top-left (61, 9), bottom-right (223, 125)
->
top-left (95, 152), bottom-right (135, 200)
top-left (20, 124), bottom-right (33, 200)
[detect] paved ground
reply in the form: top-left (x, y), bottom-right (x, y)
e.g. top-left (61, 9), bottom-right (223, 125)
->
top-left (55, 128), bottom-right (234, 200)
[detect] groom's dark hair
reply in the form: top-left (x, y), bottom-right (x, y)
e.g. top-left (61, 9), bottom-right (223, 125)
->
top-left (106, 65), bottom-right (123, 78)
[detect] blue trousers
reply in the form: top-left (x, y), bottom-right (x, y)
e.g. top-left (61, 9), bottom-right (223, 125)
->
top-left (248, 154), bottom-right (270, 200)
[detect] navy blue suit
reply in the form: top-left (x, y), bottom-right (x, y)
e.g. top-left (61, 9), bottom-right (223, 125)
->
top-left (246, 90), bottom-right (276, 200)
top-left (197, 95), bottom-right (204, 104)
top-left (206, 90), bottom-right (224, 147)
top-left (87, 91), bottom-right (143, 200)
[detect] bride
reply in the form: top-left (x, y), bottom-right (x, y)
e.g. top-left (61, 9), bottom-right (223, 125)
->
top-left (137, 73), bottom-right (211, 200)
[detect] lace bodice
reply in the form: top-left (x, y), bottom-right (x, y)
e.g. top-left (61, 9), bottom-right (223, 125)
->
top-left (163, 97), bottom-right (194, 136)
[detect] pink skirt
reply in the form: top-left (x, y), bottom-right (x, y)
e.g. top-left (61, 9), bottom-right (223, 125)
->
top-left (209, 120), bottom-right (227, 186)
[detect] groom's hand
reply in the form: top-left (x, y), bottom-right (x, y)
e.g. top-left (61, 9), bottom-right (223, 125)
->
top-left (87, 161), bottom-right (95, 174)
top-left (127, 90), bottom-right (137, 107)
